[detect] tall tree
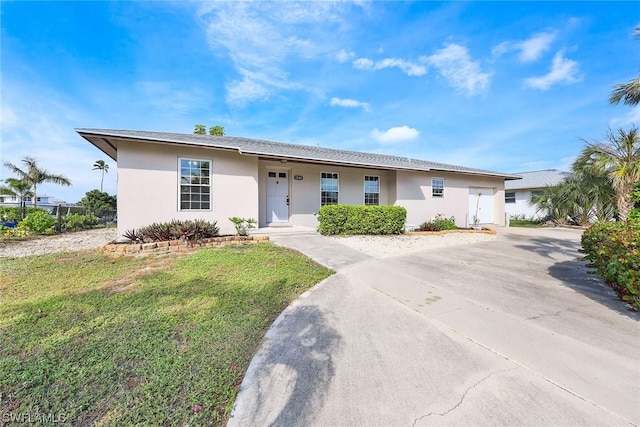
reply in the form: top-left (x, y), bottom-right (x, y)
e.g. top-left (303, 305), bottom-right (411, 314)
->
top-left (78, 189), bottom-right (117, 211)
top-left (609, 27), bottom-right (640, 106)
top-left (0, 178), bottom-right (34, 220)
top-left (209, 125), bottom-right (225, 136)
top-left (194, 124), bottom-right (206, 135)
top-left (3, 156), bottom-right (71, 209)
top-left (92, 160), bottom-right (109, 192)
top-left (573, 127), bottom-right (640, 221)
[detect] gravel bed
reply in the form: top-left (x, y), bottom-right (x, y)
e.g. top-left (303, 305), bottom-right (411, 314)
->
top-left (0, 228), bottom-right (118, 259)
top-left (0, 228), bottom-right (496, 260)
top-left (331, 232), bottom-right (496, 258)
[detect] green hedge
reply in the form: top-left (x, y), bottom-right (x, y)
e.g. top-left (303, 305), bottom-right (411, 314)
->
top-left (581, 220), bottom-right (639, 309)
top-left (317, 204), bottom-right (406, 235)
top-left (0, 206), bottom-right (47, 222)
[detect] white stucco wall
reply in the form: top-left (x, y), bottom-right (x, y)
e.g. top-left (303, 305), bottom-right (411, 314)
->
top-left (117, 140), bottom-right (258, 235)
top-left (395, 171), bottom-right (506, 228)
top-left (258, 160), bottom-right (392, 228)
top-left (505, 189), bottom-right (544, 220)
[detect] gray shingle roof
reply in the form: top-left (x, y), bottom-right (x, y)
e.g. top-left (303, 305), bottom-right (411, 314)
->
top-left (76, 128), bottom-right (520, 179)
top-left (504, 169), bottom-right (570, 190)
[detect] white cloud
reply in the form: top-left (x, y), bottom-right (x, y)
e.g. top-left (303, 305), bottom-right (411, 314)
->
top-left (353, 57), bottom-right (374, 70)
top-left (609, 105), bottom-right (640, 128)
top-left (492, 31), bottom-right (556, 63)
top-left (336, 49), bottom-right (355, 63)
top-left (330, 97), bottom-right (370, 111)
top-left (353, 57), bottom-right (427, 76)
top-left (371, 125), bottom-right (419, 144)
top-left (197, 2), bottom-right (349, 106)
top-left (0, 105), bottom-right (18, 129)
top-left (0, 83), bottom-right (117, 202)
top-left (524, 51), bottom-right (580, 90)
top-left (421, 44), bottom-right (491, 95)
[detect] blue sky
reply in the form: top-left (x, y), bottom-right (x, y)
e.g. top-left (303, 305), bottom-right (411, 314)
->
top-left (1, 1), bottom-right (638, 203)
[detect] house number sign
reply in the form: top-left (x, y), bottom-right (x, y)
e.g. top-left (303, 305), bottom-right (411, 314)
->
top-left (294, 175), bottom-right (303, 180)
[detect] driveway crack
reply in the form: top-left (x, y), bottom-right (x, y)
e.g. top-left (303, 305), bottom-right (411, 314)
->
top-left (411, 367), bottom-right (517, 427)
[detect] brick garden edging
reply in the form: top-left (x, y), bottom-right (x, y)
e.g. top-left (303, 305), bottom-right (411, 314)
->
top-left (99, 235), bottom-right (270, 257)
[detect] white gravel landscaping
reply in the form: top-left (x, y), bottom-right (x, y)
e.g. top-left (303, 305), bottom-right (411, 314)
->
top-left (330, 232), bottom-right (496, 258)
top-left (0, 228), bottom-right (118, 259)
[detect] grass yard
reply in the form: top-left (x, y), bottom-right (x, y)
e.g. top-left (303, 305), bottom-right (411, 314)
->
top-left (509, 219), bottom-right (544, 228)
top-left (0, 243), bottom-right (332, 426)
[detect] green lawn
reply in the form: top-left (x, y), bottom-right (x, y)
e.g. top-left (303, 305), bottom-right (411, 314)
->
top-left (509, 219), bottom-right (544, 228)
top-left (0, 243), bottom-right (332, 426)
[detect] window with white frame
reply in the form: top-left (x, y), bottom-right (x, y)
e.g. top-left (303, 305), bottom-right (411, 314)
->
top-left (432, 178), bottom-right (444, 197)
top-left (364, 175), bottom-right (380, 205)
top-left (505, 192), bottom-right (516, 203)
top-left (179, 158), bottom-right (211, 210)
top-left (321, 172), bottom-right (339, 206)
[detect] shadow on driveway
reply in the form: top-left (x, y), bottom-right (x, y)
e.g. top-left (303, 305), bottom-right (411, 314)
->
top-left (506, 233), bottom-right (638, 319)
top-left (548, 259), bottom-right (640, 320)
top-left (230, 304), bottom-right (341, 427)
top-left (509, 234), bottom-right (581, 259)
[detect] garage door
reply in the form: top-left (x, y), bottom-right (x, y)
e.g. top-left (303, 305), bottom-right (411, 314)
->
top-left (468, 188), bottom-right (494, 224)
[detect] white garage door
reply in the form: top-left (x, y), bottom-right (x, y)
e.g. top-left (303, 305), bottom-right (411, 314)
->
top-left (468, 188), bottom-right (494, 224)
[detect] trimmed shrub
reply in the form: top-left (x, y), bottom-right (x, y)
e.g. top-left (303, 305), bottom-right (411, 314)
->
top-left (317, 204), bottom-right (406, 235)
top-left (63, 213), bottom-right (99, 230)
top-left (418, 214), bottom-right (458, 231)
top-left (17, 211), bottom-right (56, 234)
top-left (581, 221), bottom-right (639, 309)
top-left (123, 219), bottom-right (220, 243)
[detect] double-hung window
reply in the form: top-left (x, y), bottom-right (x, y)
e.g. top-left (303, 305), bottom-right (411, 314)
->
top-left (364, 175), bottom-right (380, 205)
top-left (432, 178), bottom-right (444, 198)
top-left (505, 192), bottom-right (516, 204)
top-left (179, 158), bottom-right (211, 210)
top-left (321, 172), bottom-right (339, 206)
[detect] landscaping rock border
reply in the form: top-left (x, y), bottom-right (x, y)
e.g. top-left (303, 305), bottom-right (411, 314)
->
top-left (99, 235), bottom-right (270, 257)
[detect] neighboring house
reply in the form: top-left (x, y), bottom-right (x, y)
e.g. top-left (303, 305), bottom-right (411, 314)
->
top-left (77, 129), bottom-right (521, 235)
top-left (0, 194), bottom-right (55, 206)
top-left (504, 169), bottom-right (570, 220)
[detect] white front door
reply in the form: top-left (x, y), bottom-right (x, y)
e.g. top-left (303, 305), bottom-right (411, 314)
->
top-left (267, 171), bottom-right (289, 223)
top-left (468, 187), bottom-right (494, 224)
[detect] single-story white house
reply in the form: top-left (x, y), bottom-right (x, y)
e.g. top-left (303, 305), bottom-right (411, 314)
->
top-left (77, 129), bottom-right (521, 235)
top-left (505, 169), bottom-right (570, 220)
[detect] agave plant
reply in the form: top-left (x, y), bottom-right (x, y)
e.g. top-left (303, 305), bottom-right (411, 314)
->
top-left (123, 229), bottom-right (143, 243)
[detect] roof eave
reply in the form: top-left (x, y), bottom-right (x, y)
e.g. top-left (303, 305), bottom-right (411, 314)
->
top-left (76, 129), bottom-right (519, 180)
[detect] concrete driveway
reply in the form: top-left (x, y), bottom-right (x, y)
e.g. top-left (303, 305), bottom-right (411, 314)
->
top-left (229, 227), bottom-right (640, 427)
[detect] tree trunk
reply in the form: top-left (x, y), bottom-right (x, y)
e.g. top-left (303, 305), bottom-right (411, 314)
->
top-left (617, 193), bottom-right (633, 221)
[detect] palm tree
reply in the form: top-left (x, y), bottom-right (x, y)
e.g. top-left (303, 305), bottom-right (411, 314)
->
top-left (0, 178), bottom-right (34, 220)
top-left (3, 156), bottom-right (71, 209)
top-left (92, 160), bottom-right (109, 192)
top-left (532, 175), bottom-right (615, 225)
top-left (609, 27), bottom-right (640, 106)
top-left (572, 127), bottom-right (640, 221)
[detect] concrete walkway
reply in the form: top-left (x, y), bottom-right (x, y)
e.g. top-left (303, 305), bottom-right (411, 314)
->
top-left (229, 228), bottom-right (640, 427)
